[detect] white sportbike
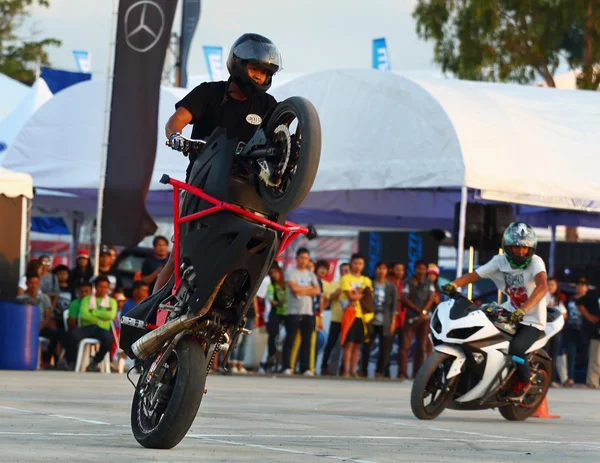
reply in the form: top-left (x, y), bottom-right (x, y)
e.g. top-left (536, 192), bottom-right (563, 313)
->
top-left (410, 293), bottom-right (564, 421)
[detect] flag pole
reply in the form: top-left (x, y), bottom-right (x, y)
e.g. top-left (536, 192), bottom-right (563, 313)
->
top-left (94, 0), bottom-right (119, 276)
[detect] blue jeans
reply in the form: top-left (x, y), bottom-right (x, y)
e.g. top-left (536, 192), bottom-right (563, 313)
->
top-left (230, 318), bottom-right (255, 363)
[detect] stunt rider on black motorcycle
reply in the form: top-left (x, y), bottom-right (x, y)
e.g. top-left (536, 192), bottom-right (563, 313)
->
top-left (443, 222), bottom-right (548, 400)
top-left (154, 33), bottom-right (282, 295)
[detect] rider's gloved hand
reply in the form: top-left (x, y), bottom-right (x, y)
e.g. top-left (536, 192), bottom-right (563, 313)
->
top-left (168, 133), bottom-right (189, 153)
top-left (509, 308), bottom-right (526, 325)
top-left (442, 282), bottom-right (457, 295)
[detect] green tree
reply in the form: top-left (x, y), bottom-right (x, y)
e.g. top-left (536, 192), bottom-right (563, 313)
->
top-left (412, 0), bottom-right (600, 89)
top-left (0, 0), bottom-right (61, 85)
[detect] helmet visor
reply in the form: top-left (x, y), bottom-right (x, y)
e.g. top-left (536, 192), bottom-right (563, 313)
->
top-left (233, 40), bottom-right (282, 74)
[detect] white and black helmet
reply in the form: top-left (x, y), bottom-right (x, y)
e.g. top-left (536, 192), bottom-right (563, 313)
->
top-left (226, 33), bottom-right (282, 97)
top-left (501, 222), bottom-right (537, 269)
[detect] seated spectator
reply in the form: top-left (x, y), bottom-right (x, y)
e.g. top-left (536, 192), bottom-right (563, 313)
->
top-left (141, 236), bottom-right (170, 292)
top-left (53, 264), bottom-right (72, 312)
top-left (18, 259), bottom-right (42, 296)
top-left (17, 274), bottom-right (61, 368)
top-left (67, 281), bottom-right (93, 329)
top-left (63, 276), bottom-right (117, 372)
top-left (121, 281), bottom-right (150, 318)
top-left (38, 255), bottom-right (60, 303)
top-left (69, 250), bottom-right (93, 298)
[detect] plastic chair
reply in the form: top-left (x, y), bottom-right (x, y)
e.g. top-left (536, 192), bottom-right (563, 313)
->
top-left (74, 339), bottom-right (111, 373)
top-left (63, 310), bottom-right (70, 332)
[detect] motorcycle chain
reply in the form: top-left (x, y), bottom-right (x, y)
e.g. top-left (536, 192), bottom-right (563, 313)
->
top-left (206, 328), bottom-right (226, 375)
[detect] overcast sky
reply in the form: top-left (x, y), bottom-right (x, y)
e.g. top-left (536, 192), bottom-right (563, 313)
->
top-left (21, 0), bottom-right (440, 83)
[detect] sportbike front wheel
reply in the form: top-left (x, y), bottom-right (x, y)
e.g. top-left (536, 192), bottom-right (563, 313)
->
top-left (411, 352), bottom-right (459, 420)
top-left (257, 96), bottom-right (321, 214)
top-left (131, 336), bottom-right (207, 449)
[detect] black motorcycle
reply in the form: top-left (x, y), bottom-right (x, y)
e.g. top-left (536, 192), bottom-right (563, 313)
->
top-left (120, 97), bottom-right (321, 449)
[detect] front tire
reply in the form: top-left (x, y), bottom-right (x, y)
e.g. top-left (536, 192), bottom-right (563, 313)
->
top-left (258, 96), bottom-right (321, 214)
top-left (131, 336), bottom-right (207, 449)
top-left (411, 351), bottom-right (459, 420)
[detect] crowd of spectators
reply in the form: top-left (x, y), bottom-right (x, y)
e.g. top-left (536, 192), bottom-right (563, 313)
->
top-left (15, 234), bottom-right (600, 388)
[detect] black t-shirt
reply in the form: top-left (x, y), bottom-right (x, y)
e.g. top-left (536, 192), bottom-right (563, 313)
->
top-left (175, 81), bottom-right (277, 179)
top-left (141, 254), bottom-right (170, 291)
top-left (579, 291), bottom-right (600, 339)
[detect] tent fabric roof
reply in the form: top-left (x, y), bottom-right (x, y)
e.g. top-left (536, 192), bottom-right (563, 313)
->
top-left (271, 69), bottom-right (600, 206)
top-left (0, 167), bottom-right (33, 199)
top-left (1, 79), bottom-right (189, 190)
top-left (0, 73), bottom-right (29, 122)
top-left (0, 78), bottom-right (53, 164)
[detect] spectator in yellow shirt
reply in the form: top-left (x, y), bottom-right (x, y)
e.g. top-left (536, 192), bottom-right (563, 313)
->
top-left (340, 254), bottom-right (373, 377)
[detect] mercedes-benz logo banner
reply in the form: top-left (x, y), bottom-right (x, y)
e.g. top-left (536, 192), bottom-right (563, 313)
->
top-left (103, 0), bottom-right (177, 246)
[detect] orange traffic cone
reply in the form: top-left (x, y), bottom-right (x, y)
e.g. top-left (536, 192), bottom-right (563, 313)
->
top-left (532, 397), bottom-right (560, 419)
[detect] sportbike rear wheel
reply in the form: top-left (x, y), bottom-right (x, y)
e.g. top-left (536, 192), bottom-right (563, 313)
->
top-left (131, 336), bottom-right (207, 449)
top-left (499, 355), bottom-right (551, 421)
top-left (257, 96), bottom-right (321, 214)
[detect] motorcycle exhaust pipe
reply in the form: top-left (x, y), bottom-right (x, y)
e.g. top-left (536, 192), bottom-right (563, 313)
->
top-left (132, 313), bottom-right (200, 360)
top-left (132, 276), bottom-right (227, 360)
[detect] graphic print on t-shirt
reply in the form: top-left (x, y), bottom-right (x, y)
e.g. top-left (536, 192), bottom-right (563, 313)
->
top-left (503, 273), bottom-right (528, 308)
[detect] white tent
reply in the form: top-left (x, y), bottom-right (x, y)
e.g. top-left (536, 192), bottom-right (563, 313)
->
top-left (0, 74), bottom-right (29, 122)
top-left (0, 167), bottom-right (33, 199)
top-left (270, 69), bottom-right (600, 209)
top-left (0, 78), bottom-right (53, 164)
top-left (1, 79), bottom-right (190, 191)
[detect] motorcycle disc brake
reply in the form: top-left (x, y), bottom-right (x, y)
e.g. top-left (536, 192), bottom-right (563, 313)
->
top-left (258, 124), bottom-right (291, 187)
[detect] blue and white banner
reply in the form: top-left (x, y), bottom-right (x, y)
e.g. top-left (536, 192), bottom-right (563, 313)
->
top-left (72, 50), bottom-right (91, 73)
top-left (203, 45), bottom-right (223, 82)
top-left (372, 38), bottom-right (391, 71)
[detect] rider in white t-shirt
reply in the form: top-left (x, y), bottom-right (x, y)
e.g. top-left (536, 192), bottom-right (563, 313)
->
top-left (444, 222), bottom-right (549, 400)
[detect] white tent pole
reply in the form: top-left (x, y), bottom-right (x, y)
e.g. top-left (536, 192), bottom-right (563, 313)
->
top-left (549, 225), bottom-right (557, 277)
top-left (456, 186), bottom-right (468, 280)
top-left (94, 0), bottom-right (119, 276)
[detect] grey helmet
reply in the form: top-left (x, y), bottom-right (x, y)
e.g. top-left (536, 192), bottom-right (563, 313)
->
top-left (501, 222), bottom-right (537, 269)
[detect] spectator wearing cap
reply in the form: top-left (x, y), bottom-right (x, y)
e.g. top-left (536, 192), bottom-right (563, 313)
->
top-left (69, 250), bottom-right (93, 298)
top-left (141, 236), bottom-right (171, 292)
top-left (62, 275), bottom-right (117, 372)
top-left (95, 245), bottom-right (123, 294)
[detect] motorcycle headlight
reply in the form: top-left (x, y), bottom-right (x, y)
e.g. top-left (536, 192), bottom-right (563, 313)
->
top-left (447, 326), bottom-right (483, 340)
top-left (431, 310), bottom-right (442, 334)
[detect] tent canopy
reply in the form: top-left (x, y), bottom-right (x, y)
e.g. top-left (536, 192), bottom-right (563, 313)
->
top-left (3, 69), bottom-right (600, 231)
top-left (1, 79), bottom-right (190, 191)
top-left (0, 78), bottom-right (53, 164)
top-left (0, 167), bottom-right (33, 199)
top-left (271, 69), bottom-right (600, 205)
top-left (0, 74), bottom-right (29, 122)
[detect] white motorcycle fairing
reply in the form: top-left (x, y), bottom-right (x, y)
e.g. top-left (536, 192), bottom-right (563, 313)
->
top-left (429, 299), bottom-right (564, 403)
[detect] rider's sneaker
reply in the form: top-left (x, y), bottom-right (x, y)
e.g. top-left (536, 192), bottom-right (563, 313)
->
top-left (507, 379), bottom-right (531, 401)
